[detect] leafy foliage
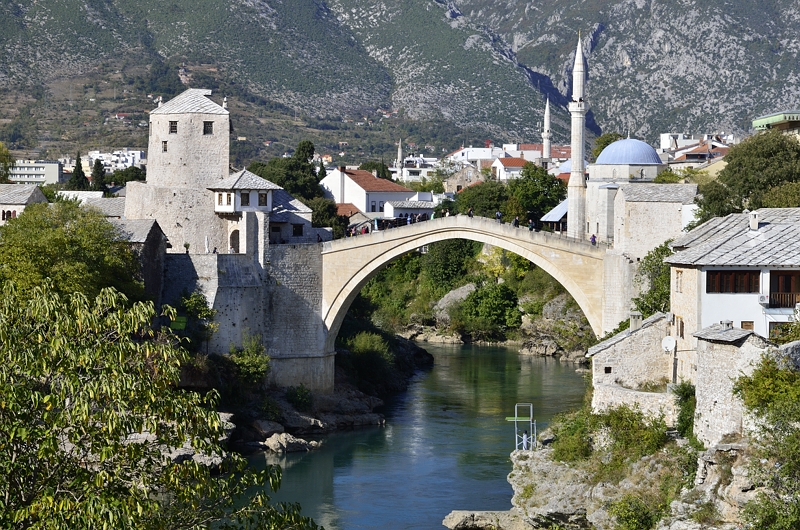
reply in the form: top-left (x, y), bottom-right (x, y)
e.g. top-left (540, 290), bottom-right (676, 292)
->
top-left (229, 332), bottom-right (271, 389)
top-left (695, 130), bottom-right (800, 222)
top-left (110, 166), bottom-right (146, 185)
top-left (248, 141), bottom-right (322, 201)
top-left (450, 282), bottom-right (521, 340)
top-left (454, 180), bottom-right (509, 217)
top-left (176, 290), bottom-right (219, 352)
top-left (0, 141), bottom-right (12, 183)
top-left (0, 283), bottom-right (318, 529)
top-left (421, 239), bottom-right (481, 292)
top-left (91, 158), bottom-right (105, 190)
top-left (507, 162), bottom-right (566, 223)
top-left (358, 160), bottom-right (392, 180)
top-left (672, 382), bottom-right (697, 439)
top-left (66, 153), bottom-right (89, 190)
top-left (733, 354), bottom-right (800, 529)
top-left (0, 201), bottom-right (145, 301)
top-left (305, 196), bottom-right (348, 239)
top-left (631, 240), bottom-right (673, 316)
top-left (762, 181), bottom-right (800, 208)
top-left (591, 132), bottom-right (623, 160)
top-left (285, 384), bottom-right (313, 412)
top-left (609, 494), bottom-right (658, 530)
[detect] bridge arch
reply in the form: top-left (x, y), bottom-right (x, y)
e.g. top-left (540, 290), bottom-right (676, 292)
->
top-left (321, 216), bottom-right (607, 353)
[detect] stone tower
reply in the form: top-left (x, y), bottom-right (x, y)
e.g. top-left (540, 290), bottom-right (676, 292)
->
top-left (567, 37), bottom-right (587, 240)
top-left (542, 97), bottom-right (552, 162)
top-left (397, 138), bottom-right (403, 169)
top-left (125, 89), bottom-right (230, 253)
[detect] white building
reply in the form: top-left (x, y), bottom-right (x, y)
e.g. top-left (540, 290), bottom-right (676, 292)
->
top-left (320, 167), bottom-right (415, 215)
top-left (8, 160), bottom-right (64, 186)
top-left (491, 157), bottom-right (528, 181)
top-left (87, 148), bottom-right (146, 174)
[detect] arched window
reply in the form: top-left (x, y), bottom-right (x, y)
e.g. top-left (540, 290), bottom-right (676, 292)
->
top-left (229, 230), bottom-right (240, 254)
top-left (1, 211), bottom-right (5, 221)
top-left (11, 211), bottom-right (16, 218)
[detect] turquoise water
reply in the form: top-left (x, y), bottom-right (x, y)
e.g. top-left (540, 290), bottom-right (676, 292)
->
top-left (249, 343), bottom-right (587, 529)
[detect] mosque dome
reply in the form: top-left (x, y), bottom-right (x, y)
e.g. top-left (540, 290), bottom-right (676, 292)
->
top-left (557, 159), bottom-right (590, 173)
top-left (595, 138), bottom-right (663, 165)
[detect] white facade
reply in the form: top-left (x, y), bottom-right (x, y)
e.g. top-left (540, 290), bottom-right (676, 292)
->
top-left (87, 148), bottom-right (146, 174)
top-left (319, 167), bottom-right (415, 214)
top-left (491, 157), bottom-right (527, 181)
top-left (9, 160), bottom-right (64, 186)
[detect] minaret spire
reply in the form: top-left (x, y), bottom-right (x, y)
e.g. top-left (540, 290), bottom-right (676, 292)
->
top-left (567, 34), bottom-right (587, 240)
top-left (397, 138), bottom-right (403, 172)
top-left (542, 97), bottom-right (552, 161)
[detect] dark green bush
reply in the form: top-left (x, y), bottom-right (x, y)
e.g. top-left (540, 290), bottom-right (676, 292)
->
top-left (609, 494), bottom-right (658, 530)
top-left (672, 381), bottom-right (696, 438)
top-left (286, 384), bottom-right (313, 412)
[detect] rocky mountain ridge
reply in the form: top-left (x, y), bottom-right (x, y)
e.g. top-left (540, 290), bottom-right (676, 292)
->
top-left (1, 0), bottom-right (799, 148)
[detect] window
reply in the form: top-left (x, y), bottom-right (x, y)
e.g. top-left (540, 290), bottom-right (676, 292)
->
top-left (162, 141), bottom-right (168, 152)
top-left (604, 366), bottom-right (612, 374)
top-left (675, 270), bottom-right (683, 293)
top-left (226, 193), bottom-right (231, 206)
top-left (676, 316), bottom-right (685, 339)
top-left (203, 121), bottom-right (213, 135)
top-left (292, 224), bottom-right (304, 237)
top-left (371, 201), bottom-right (376, 212)
top-left (169, 121), bottom-right (177, 134)
top-left (379, 201), bottom-right (385, 212)
top-left (741, 321), bottom-right (754, 330)
top-left (218, 193), bottom-right (223, 205)
top-left (258, 193), bottom-right (268, 206)
top-left (706, 270), bottom-right (759, 293)
top-left (240, 192), bottom-right (250, 206)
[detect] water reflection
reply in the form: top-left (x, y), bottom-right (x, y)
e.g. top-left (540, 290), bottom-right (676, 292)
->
top-left (249, 343), bottom-right (586, 529)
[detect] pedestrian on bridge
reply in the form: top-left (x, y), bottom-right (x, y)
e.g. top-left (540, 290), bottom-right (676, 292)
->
top-left (468, 207), bottom-right (474, 218)
top-left (528, 219), bottom-right (534, 231)
top-left (512, 216), bottom-right (520, 228)
top-left (495, 210), bottom-right (502, 223)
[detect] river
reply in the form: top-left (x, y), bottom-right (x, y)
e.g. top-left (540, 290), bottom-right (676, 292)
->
top-left (249, 342), bottom-right (587, 529)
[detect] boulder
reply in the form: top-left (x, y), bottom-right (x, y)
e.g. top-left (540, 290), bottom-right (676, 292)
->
top-left (264, 432), bottom-right (322, 453)
top-left (434, 283), bottom-right (476, 327)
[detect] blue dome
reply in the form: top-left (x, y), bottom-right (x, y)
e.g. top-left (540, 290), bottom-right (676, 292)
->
top-left (595, 139), bottom-right (662, 165)
top-left (557, 159), bottom-right (589, 173)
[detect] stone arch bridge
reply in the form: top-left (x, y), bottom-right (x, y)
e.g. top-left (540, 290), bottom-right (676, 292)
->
top-left (321, 216), bottom-right (620, 355)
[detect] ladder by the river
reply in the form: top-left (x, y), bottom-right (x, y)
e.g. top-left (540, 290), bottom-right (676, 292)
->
top-left (506, 403), bottom-right (536, 451)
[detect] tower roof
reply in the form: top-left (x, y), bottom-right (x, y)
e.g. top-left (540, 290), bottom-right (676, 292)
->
top-left (595, 139), bottom-right (662, 165)
top-left (208, 169), bottom-right (282, 191)
top-left (151, 88), bottom-right (229, 116)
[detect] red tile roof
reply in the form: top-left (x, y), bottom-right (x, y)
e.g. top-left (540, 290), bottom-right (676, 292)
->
top-left (345, 170), bottom-right (413, 192)
top-left (518, 143), bottom-right (543, 151)
top-left (497, 157), bottom-right (528, 168)
top-left (336, 203), bottom-right (365, 217)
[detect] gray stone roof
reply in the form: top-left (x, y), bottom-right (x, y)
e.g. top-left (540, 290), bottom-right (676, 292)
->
top-left (83, 197), bottom-right (126, 218)
top-left (209, 169), bottom-right (282, 191)
top-left (693, 323), bottom-right (753, 343)
top-left (668, 208), bottom-right (800, 267)
top-left (387, 200), bottom-right (434, 209)
top-left (0, 184), bottom-right (45, 205)
top-left (619, 183), bottom-right (698, 204)
top-left (587, 312), bottom-right (666, 357)
top-left (270, 189), bottom-right (312, 222)
top-left (111, 219), bottom-right (161, 244)
top-left (150, 89), bottom-right (228, 116)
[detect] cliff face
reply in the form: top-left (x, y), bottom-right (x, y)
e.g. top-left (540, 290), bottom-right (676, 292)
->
top-left (2, 0), bottom-right (799, 143)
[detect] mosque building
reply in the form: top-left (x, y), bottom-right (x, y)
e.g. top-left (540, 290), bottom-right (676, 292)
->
top-left (551, 37), bottom-right (698, 258)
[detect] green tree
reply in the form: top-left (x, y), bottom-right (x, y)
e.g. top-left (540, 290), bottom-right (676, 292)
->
top-left (0, 283), bottom-right (318, 529)
top-left (592, 132), bottom-right (624, 160)
top-left (695, 130), bottom-right (800, 222)
top-left (0, 140), bottom-right (13, 183)
top-left (317, 160), bottom-right (327, 180)
top-left (507, 162), bottom-right (566, 222)
top-left (762, 181), bottom-right (800, 208)
top-left (0, 201), bottom-right (145, 301)
top-left (631, 240), bottom-right (673, 316)
top-left (421, 239), bottom-right (480, 291)
top-left (454, 180), bottom-right (508, 217)
top-left (248, 141), bottom-right (322, 201)
top-left (305, 196), bottom-right (349, 238)
top-left (110, 166), bottom-right (146, 185)
top-left (359, 160), bottom-right (392, 180)
top-left (451, 282), bottom-right (521, 339)
top-left (91, 158), bottom-right (105, 191)
top-left (67, 153), bottom-right (90, 190)
top-left (734, 354), bottom-right (800, 529)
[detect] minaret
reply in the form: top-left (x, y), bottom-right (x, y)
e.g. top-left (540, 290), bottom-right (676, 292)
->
top-left (542, 97), bottom-right (552, 162)
top-left (397, 139), bottom-right (403, 169)
top-left (567, 36), bottom-right (587, 240)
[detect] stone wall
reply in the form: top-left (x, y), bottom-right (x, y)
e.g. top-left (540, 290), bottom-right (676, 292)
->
top-left (264, 243), bottom-right (332, 392)
top-left (615, 199), bottom-right (687, 260)
top-left (694, 334), bottom-right (771, 446)
top-left (671, 266), bottom-right (701, 384)
top-left (601, 250), bottom-right (637, 333)
top-left (592, 383), bottom-right (678, 425)
top-left (590, 315), bottom-right (672, 389)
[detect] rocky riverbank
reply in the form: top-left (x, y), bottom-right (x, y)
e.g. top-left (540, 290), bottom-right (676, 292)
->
top-left (443, 437), bottom-right (756, 530)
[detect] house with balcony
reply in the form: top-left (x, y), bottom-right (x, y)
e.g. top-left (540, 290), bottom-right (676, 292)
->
top-left (666, 208), bottom-right (800, 382)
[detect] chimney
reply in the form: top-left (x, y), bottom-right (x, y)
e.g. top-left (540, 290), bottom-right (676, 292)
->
top-left (223, 96), bottom-right (228, 110)
top-left (630, 310), bottom-right (642, 331)
top-left (372, 170), bottom-right (378, 178)
top-left (749, 211), bottom-right (759, 231)
top-left (720, 320), bottom-right (733, 330)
